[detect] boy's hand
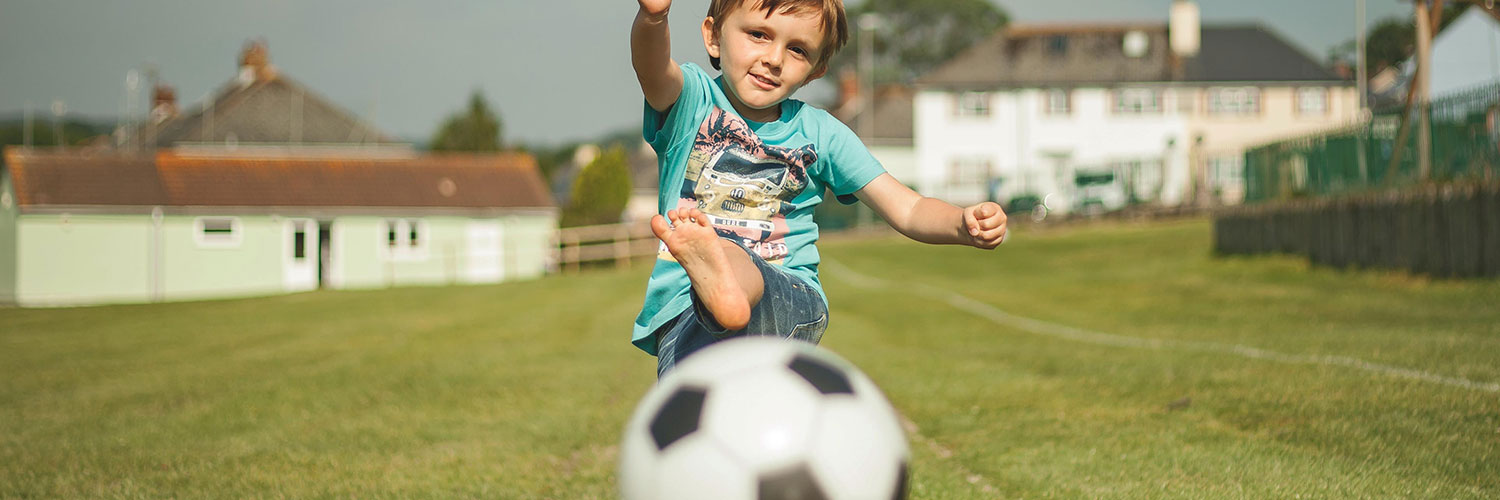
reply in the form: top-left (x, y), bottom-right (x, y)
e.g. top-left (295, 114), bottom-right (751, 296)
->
top-left (638, 0), bottom-right (671, 17)
top-left (962, 202), bottom-right (1008, 249)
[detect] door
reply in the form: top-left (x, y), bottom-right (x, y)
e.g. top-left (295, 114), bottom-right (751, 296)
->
top-left (464, 221), bottom-right (504, 283)
top-left (317, 221), bottom-right (332, 288)
top-left (284, 218), bottom-right (317, 292)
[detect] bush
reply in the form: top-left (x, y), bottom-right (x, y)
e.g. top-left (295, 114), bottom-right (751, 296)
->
top-left (561, 146), bottom-right (632, 227)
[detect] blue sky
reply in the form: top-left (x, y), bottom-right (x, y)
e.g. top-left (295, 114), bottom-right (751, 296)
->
top-left (0, 0), bottom-right (1414, 146)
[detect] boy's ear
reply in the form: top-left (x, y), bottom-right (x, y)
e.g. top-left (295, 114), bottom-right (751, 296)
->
top-left (701, 17), bottom-right (721, 61)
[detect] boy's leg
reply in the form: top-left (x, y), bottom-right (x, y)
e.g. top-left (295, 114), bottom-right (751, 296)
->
top-left (650, 208), bottom-right (763, 330)
top-left (655, 254), bottom-right (830, 378)
top-left (655, 309), bottom-right (720, 378)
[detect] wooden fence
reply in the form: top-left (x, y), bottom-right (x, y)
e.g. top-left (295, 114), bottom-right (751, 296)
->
top-left (553, 222), bottom-right (660, 273)
top-left (1212, 182), bottom-right (1500, 279)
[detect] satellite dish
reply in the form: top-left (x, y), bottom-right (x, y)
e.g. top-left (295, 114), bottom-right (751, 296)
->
top-left (1123, 30), bottom-right (1149, 58)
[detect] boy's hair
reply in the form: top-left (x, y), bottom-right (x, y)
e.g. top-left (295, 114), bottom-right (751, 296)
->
top-left (706, 0), bottom-right (849, 72)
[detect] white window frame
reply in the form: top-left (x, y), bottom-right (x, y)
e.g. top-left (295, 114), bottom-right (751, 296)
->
top-left (955, 91), bottom-right (991, 117)
top-left (1296, 87), bottom-right (1329, 116)
top-left (1043, 89), bottom-right (1071, 116)
top-left (1208, 155), bottom-right (1246, 188)
top-left (1112, 88), bottom-right (1162, 114)
top-left (193, 217), bottom-right (242, 248)
top-left (1207, 86), bottom-right (1261, 115)
top-left (382, 218), bottom-right (429, 260)
top-left (948, 156), bottom-right (993, 185)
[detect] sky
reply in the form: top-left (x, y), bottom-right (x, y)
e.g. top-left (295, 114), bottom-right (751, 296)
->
top-left (0, 0), bottom-right (1417, 147)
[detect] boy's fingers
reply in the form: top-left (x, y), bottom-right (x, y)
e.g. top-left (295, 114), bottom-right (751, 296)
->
top-left (978, 202), bottom-right (998, 219)
top-left (978, 227), bottom-right (1006, 243)
top-left (963, 209), bottom-right (979, 236)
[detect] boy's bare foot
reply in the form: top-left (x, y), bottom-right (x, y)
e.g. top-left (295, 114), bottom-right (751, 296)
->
top-left (651, 209), bottom-right (753, 330)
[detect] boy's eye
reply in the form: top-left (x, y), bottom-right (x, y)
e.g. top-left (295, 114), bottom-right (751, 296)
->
top-left (790, 47), bottom-right (808, 57)
top-left (749, 30), bottom-right (767, 40)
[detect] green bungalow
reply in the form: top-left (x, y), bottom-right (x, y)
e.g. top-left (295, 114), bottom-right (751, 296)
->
top-left (0, 41), bottom-right (556, 307)
top-left (0, 148), bottom-right (556, 307)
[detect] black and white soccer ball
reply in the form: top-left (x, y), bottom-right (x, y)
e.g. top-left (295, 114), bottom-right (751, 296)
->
top-left (619, 337), bottom-right (909, 500)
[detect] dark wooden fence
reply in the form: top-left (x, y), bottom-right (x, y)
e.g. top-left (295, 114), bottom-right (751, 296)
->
top-left (1212, 182), bottom-right (1500, 278)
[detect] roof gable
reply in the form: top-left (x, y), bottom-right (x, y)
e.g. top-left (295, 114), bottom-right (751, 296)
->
top-left (143, 76), bottom-right (395, 148)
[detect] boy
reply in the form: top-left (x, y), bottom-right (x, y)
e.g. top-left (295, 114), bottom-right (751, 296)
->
top-left (632, 0), bottom-right (1008, 377)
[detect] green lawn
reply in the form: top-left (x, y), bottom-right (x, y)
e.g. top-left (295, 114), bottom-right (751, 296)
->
top-left (3, 219), bottom-right (1497, 498)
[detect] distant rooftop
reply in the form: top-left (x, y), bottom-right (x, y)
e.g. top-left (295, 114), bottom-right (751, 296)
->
top-left (126, 40), bottom-right (401, 149)
top-left (920, 23), bottom-right (1348, 89)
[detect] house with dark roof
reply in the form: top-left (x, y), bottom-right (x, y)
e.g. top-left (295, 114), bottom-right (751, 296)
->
top-left (0, 41), bottom-right (556, 307)
top-left (914, 0), bottom-right (1359, 212)
top-left (830, 72), bottom-right (918, 186)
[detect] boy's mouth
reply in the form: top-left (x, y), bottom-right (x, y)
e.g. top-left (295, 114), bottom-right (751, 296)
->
top-left (749, 73), bottom-right (780, 90)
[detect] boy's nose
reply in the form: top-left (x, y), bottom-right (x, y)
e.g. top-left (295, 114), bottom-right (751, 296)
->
top-left (761, 48), bottom-right (782, 69)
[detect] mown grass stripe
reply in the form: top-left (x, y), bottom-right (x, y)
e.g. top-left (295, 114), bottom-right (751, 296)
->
top-left (824, 258), bottom-right (1500, 394)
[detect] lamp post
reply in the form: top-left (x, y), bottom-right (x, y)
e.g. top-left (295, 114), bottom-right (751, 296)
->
top-left (858, 13), bottom-right (883, 141)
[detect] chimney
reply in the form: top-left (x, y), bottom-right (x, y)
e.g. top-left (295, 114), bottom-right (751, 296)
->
top-left (833, 68), bottom-right (860, 121)
top-left (237, 39), bottom-right (278, 86)
top-left (150, 83), bottom-right (177, 123)
top-left (1170, 0), bottom-right (1200, 58)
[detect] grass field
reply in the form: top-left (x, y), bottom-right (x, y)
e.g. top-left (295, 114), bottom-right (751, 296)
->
top-left (2, 218), bottom-right (1497, 498)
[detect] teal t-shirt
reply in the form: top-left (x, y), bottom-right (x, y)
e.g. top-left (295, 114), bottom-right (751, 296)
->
top-left (631, 62), bottom-right (886, 355)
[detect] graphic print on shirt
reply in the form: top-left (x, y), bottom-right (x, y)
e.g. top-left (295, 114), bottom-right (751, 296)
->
top-left (662, 107), bottom-right (817, 265)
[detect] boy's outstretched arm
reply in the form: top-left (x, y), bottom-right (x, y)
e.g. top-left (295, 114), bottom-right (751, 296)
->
top-left (633, 0), bottom-right (684, 113)
top-left (855, 174), bottom-right (1008, 249)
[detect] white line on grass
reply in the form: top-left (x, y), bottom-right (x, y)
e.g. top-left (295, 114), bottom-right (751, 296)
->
top-left (824, 259), bottom-right (1500, 394)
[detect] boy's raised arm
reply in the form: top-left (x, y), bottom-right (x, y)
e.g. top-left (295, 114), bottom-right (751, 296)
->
top-left (633, 0), bottom-right (684, 113)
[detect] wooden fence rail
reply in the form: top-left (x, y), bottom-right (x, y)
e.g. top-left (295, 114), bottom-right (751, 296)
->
top-left (1212, 182), bottom-right (1500, 279)
top-left (553, 222), bottom-right (660, 273)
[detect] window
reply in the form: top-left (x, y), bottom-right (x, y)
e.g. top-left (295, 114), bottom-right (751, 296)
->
top-left (1296, 87), bottom-right (1329, 115)
top-left (1113, 88), bottom-right (1161, 114)
top-left (1208, 156), bottom-right (1246, 187)
top-left (383, 218), bottom-right (428, 259)
top-left (948, 157), bottom-right (993, 185)
top-left (293, 223), bottom-right (307, 260)
top-left (1175, 89), bottom-right (1197, 115)
top-left (1208, 87), bottom-right (1260, 115)
top-left (1043, 89), bottom-right (1071, 115)
top-left (1047, 35), bottom-right (1069, 55)
top-left (1110, 159), bottom-right (1165, 202)
top-left (194, 217), bottom-right (242, 248)
top-left (955, 92), bottom-right (991, 117)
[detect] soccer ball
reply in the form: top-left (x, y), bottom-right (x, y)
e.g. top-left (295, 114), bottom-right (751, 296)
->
top-left (619, 337), bottom-right (910, 500)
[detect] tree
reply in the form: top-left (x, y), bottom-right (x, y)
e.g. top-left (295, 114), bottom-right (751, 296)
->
top-left (561, 146), bottom-right (632, 227)
top-left (827, 0), bottom-right (1009, 85)
top-left (429, 90), bottom-right (502, 152)
top-left (1350, 5), bottom-right (1468, 76)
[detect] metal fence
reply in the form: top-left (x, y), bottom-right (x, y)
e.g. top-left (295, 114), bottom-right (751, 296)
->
top-left (1244, 83), bottom-right (1500, 203)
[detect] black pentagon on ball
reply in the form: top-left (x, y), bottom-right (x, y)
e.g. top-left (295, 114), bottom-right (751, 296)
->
top-left (758, 463), bottom-right (828, 500)
top-left (649, 386), bottom-right (707, 451)
top-left (787, 354), bottom-right (853, 395)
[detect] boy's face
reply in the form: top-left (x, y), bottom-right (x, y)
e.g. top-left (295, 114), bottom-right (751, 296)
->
top-left (703, 2), bottom-right (829, 123)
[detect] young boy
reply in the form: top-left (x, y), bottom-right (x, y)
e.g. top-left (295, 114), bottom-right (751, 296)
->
top-left (632, 0), bottom-right (1008, 377)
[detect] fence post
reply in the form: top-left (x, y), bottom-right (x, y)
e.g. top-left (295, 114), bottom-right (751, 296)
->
top-left (615, 226), bottom-right (631, 269)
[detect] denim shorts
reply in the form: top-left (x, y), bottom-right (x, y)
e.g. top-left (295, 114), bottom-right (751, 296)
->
top-left (655, 241), bottom-right (829, 378)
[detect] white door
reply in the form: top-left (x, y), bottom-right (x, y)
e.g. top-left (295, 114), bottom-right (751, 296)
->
top-left (284, 218), bottom-right (318, 291)
top-left (464, 221), bottom-right (504, 283)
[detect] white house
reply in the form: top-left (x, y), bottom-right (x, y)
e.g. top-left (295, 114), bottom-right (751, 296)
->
top-left (913, 0), bottom-right (1361, 213)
